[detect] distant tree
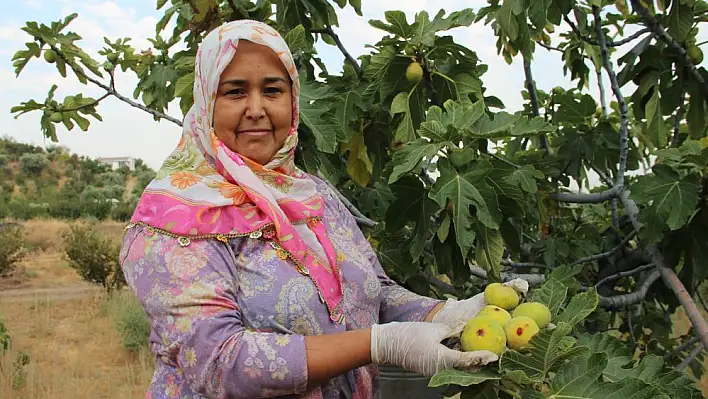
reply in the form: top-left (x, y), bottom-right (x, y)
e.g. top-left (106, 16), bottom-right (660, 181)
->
top-left (18, 153), bottom-right (47, 176)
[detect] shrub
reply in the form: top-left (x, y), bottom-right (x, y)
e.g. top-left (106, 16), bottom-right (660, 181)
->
top-left (62, 223), bottom-right (123, 293)
top-left (0, 224), bottom-right (25, 277)
top-left (18, 153), bottom-right (48, 176)
top-left (111, 293), bottom-right (150, 353)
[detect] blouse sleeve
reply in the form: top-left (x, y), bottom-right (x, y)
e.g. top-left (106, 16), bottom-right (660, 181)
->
top-left (119, 226), bottom-right (309, 399)
top-left (318, 181), bottom-right (444, 323)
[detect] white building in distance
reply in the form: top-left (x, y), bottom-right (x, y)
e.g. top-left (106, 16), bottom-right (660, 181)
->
top-left (98, 156), bottom-right (135, 171)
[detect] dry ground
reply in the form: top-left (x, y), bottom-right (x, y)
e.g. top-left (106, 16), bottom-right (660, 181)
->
top-left (0, 219), bottom-right (154, 399)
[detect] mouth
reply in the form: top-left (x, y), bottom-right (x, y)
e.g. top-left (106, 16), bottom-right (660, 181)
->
top-left (236, 129), bottom-right (273, 137)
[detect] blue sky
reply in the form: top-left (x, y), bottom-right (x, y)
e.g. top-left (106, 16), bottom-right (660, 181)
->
top-left (0, 0), bottom-right (700, 171)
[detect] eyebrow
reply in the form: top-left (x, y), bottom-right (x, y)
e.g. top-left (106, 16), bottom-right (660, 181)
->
top-left (219, 77), bottom-right (288, 86)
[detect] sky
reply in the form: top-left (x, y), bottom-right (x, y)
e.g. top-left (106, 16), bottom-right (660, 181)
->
top-left (0, 0), bottom-right (703, 171)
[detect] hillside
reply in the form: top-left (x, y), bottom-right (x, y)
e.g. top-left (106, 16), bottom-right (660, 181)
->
top-left (0, 136), bottom-right (156, 221)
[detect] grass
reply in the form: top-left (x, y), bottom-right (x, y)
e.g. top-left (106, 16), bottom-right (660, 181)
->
top-left (0, 291), bottom-right (154, 398)
top-left (0, 218), bottom-right (153, 399)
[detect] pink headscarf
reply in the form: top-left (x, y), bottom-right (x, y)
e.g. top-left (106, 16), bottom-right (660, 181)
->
top-left (129, 20), bottom-right (345, 324)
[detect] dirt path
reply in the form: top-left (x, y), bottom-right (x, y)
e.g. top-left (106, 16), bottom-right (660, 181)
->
top-left (0, 284), bottom-right (102, 303)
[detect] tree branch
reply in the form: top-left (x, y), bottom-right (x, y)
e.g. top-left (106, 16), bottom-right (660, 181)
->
top-left (523, 56), bottom-right (549, 154)
top-left (630, 0), bottom-right (708, 99)
top-left (569, 229), bottom-right (638, 267)
top-left (594, 262), bottom-right (655, 289)
top-left (311, 26), bottom-right (362, 75)
top-left (501, 260), bottom-right (553, 270)
top-left (563, 14), bottom-right (651, 47)
top-left (677, 343), bottom-right (704, 371)
top-left (664, 336), bottom-right (700, 361)
top-left (59, 92), bottom-right (111, 113)
top-left (598, 268), bottom-right (660, 308)
top-left (592, 6), bottom-right (629, 189)
top-left (672, 68), bottom-right (687, 148)
top-left (550, 185), bottom-right (621, 203)
top-left (468, 265), bottom-right (547, 286)
top-left (47, 43), bottom-right (184, 127)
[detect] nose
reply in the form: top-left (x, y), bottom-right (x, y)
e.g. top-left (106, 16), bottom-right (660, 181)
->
top-left (245, 92), bottom-right (266, 120)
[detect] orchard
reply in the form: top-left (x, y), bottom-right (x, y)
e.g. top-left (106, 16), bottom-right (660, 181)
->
top-left (9, 0), bottom-right (708, 397)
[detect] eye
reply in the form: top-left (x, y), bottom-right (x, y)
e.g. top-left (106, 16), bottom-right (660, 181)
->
top-left (226, 88), bottom-right (245, 96)
top-left (264, 87), bottom-right (283, 95)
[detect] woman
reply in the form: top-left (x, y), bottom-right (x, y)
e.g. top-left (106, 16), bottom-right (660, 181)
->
top-left (119, 20), bottom-right (526, 399)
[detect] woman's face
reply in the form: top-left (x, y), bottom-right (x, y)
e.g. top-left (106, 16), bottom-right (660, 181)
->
top-left (213, 40), bottom-right (293, 165)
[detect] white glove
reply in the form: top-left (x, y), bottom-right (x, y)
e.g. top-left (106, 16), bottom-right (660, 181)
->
top-left (370, 321), bottom-right (498, 377)
top-left (431, 278), bottom-right (530, 325)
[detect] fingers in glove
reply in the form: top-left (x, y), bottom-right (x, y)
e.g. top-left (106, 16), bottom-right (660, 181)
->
top-left (439, 346), bottom-right (499, 369)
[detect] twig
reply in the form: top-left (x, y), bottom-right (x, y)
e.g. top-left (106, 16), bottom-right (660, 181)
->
top-left (424, 271), bottom-right (457, 295)
top-left (311, 26), bottom-right (362, 75)
top-left (47, 43), bottom-right (183, 126)
top-left (550, 185), bottom-right (621, 203)
top-left (538, 42), bottom-right (564, 53)
top-left (598, 268), bottom-right (660, 308)
top-left (593, 6), bottom-right (629, 189)
top-left (596, 67), bottom-right (608, 118)
top-left (627, 306), bottom-right (636, 347)
top-left (58, 92), bottom-right (111, 113)
top-left (523, 56), bottom-right (549, 154)
top-left (677, 343), bottom-right (704, 371)
top-left (594, 262), bottom-right (655, 288)
top-left (501, 260), bottom-right (552, 269)
top-left (563, 14), bottom-right (651, 47)
top-left (484, 152), bottom-right (521, 169)
top-left (664, 336), bottom-right (700, 361)
top-left (569, 229), bottom-right (638, 267)
top-left (468, 265), bottom-right (546, 286)
top-left (630, 0), bottom-right (708, 99)
top-left (672, 69), bottom-right (687, 148)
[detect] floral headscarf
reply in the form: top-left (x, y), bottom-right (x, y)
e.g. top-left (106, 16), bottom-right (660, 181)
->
top-left (129, 20), bottom-right (345, 324)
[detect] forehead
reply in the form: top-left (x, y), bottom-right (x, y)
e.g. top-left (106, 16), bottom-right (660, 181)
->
top-left (220, 39), bottom-right (289, 79)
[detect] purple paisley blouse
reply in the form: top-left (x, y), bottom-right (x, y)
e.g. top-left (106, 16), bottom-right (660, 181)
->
top-left (119, 176), bottom-right (443, 399)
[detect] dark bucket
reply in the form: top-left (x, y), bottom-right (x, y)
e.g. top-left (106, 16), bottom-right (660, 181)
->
top-left (377, 365), bottom-right (447, 399)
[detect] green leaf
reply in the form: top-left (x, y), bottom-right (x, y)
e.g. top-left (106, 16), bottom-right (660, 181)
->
top-left (299, 80), bottom-right (340, 153)
top-left (428, 369), bottom-right (501, 387)
top-left (390, 88), bottom-right (421, 143)
top-left (174, 71), bottom-right (194, 97)
top-left (386, 176), bottom-right (438, 260)
top-left (475, 225), bottom-right (505, 280)
top-left (498, 0), bottom-right (523, 40)
top-left (529, 278), bottom-right (568, 317)
top-left (504, 165), bottom-right (543, 194)
top-left (389, 139), bottom-right (447, 184)
top-left (461, 382), bottom-right (499, 399)
top-left (553, 93), bottom-right (597, 125)
top-left (577, 333), bottom-right (633, 382)
top-left (412, 9), bottom-right (476, 46)
top-left (500, 322), bottom-right (590, 383)
top-left (430, 160), bottom-right (498, 258)
top-left (469, 112), bottom-right (555, 139)
top-left (284, 25), bottom-right (311, 54)
top-left (604, 354), bottom-right (664, 384)
top-left (686, 85), bottom-right (706, 139)
top-left (555, 289), bottom-right (599, 328)
top-left (667, 0), bottom-right (693, 43)
top-left (369, 10), bottom-right (413, 38)
top-left (545, 353), bottom-right (668, 399)
top-left (645, 89), bottom-right (667, 147)
top-left (631, 164), bottom-right (701, 231)
top-left (549, 352), bottom-right (607, 397)
top-left (11, 42), bottom-right (41, 76)
top-left (141, 63), bottom-right (178, 110)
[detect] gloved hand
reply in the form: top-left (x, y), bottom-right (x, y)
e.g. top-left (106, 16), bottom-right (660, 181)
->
top-left (370, 321), bottom-right (498, 377)
top-left (431, 278), bottom-right (530, 325)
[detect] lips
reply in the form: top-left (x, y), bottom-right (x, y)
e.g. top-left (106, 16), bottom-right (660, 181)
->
top-left (237, 129), bottom-right (272, 136)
